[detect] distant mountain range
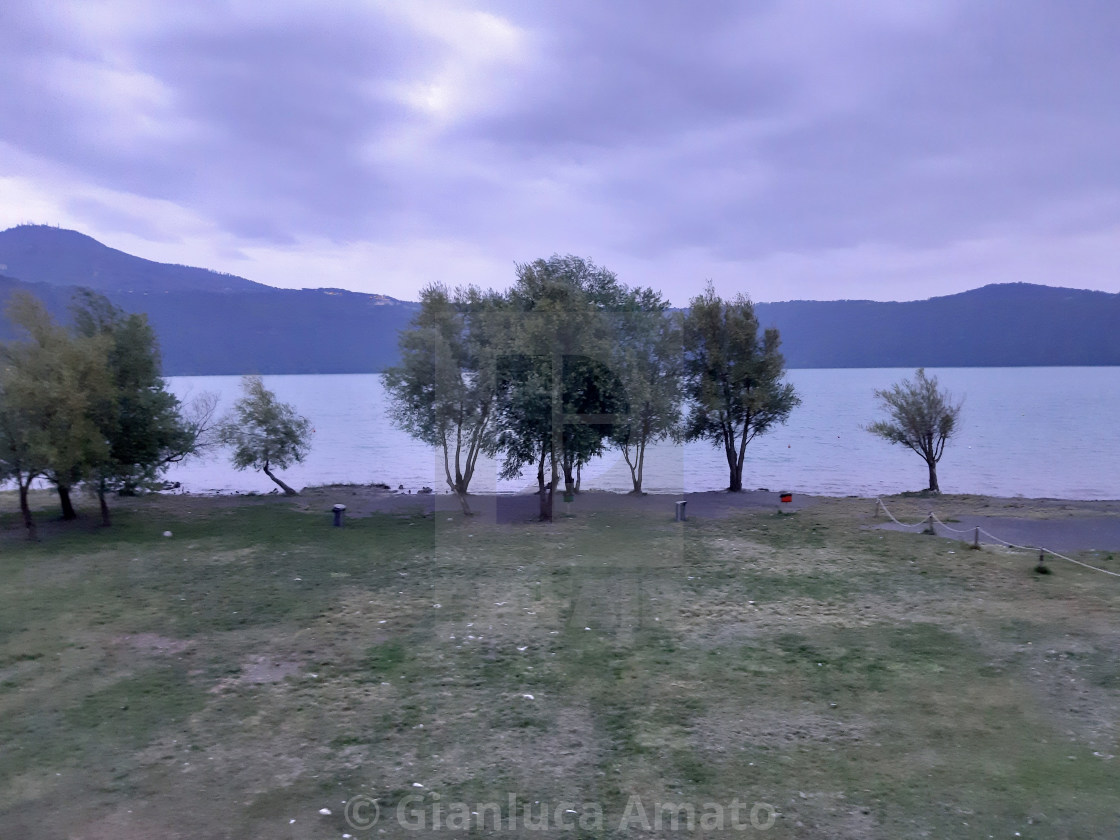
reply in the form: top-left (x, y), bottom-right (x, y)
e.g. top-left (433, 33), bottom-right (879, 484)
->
top-left (1, 224), bottom-right (1117, 373)
top-left (0, 225), bottom-right (417, 374)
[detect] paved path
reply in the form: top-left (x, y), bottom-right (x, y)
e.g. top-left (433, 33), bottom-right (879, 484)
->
top-left (878, 513), bottom-right (1120, 554)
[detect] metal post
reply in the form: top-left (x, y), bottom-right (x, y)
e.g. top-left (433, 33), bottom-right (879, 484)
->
top-left (332, 504), bottom-right (346, 526)
top-left (675, 500), bottom-right (687, 522)
top-left (973, 527), bottom-right (980, 549)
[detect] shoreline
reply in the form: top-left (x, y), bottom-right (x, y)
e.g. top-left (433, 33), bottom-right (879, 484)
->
top-left (146, 482), bottom-right (1120, 505)
top-left (5, 486), bottom-right (1120, 553)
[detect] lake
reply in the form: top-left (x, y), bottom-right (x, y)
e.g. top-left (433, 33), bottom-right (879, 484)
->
top-left (163, 368), bottom-right (1120, 500)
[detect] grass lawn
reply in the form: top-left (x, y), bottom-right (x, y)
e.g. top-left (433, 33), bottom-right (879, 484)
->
top-left (1, 491), bottom-right (1118, 838)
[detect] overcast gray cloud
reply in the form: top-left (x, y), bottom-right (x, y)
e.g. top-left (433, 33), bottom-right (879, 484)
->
top-left (1, 0), bottom-right (1118, 303)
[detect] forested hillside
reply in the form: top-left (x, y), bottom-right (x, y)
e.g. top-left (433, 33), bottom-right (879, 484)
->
top-left (3, 226), bottom-right (1118, 373)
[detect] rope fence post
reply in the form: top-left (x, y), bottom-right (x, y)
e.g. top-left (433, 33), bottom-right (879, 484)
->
top-left (972, 527), bottom-right (980, 550)
top-left (1035, 549), bottom-right (1050, 574)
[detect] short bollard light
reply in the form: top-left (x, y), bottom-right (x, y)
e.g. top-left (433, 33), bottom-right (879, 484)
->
top-left (332, 504), bottom-right (346, 527)
top-left (675, 500), bottom-right (687, 521)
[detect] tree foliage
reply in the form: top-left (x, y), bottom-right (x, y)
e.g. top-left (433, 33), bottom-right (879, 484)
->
top-left (219, 376), bottom-right (311, 495)
top-left (681, 284), bottom-right (799, 492)
top-left (866, 368), bottom-right (962, 494)
top-left (0, 292), bottom-right (113, 536)
top-left (71, 290), bottom-right (208, 523)
top-left (610, 286), bottom-right (682, 493)
top-left (383, 284), bottom-right (505, 514)
top-left (495, 256), bottom-right (628, 520)
top-left (385, 260), bottom-right (801, 515)
top-left (0, 290), bottom-right (211, 531)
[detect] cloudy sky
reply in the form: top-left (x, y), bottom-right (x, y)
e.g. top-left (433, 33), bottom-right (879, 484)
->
top-left (2, 1), bottom-right (1118, 304)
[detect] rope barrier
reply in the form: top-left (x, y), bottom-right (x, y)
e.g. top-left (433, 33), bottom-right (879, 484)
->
top-left (928, 514), bottom-right (972, 535)
top-left (872, 498), bottom-right (927, 530)
top-left (1038, 546), bottom-right (1120, 577)
top-left (873, 498), bottom-right (1120, 579)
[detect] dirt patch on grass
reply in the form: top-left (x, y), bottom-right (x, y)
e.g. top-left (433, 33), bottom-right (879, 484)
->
top-left (437, 703), bottom-right (601, 790)
top-left (694, 704), bottom-right (871, 752)
top-left (113, 633), bottom-right (194, 657)
top-left (210, 655), bottom-right (304, 692)
top-left (679, 596), bottom-right (949, 646)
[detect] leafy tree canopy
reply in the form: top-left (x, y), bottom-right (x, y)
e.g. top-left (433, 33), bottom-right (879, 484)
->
top-left (0, 292), bottom-right (112, 535)
top-left (71, 291), bottom-right (200, 505)
top-left (219, 375), bottom-right (311, 496)
top-left (682, 283), bottom-right (799, 492)
top-left (496, 256), bottom-right (629, 519)
top-left (866, 368), bottom-right (962, 494)
top-left (609, 286), bottom-right (682, 493)
top-left (383, 284), bottom-right (506, 513)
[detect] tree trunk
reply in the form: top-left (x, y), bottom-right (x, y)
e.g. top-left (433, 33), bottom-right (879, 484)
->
top-left (536, 446), bottom-right (546, 495)
top-left (927, 460), bottom-right (940, 494)
top-left (633, 417), bottom-right (652, 494)
top-left (563, 463), bottom-right (575, 496)
top-left (623, 440), bottom-right (645, 494)
top-left (722, 426), bottom-right (743, 492)
top-left (544, 346), bottom-right (560, 522)
top-left (262, 461), bottom-right (299, 496)
top-left (540, 454), bottom-right (557, 522)
top-left (622, 444), bottom-right (638, 493)
top-left (19, 480), bottom-right (37, 540)
top-left (98, 482), bottom-right (112, 527)
top-left (633, 439), bottom-right (646, 494)
top-left (726, 441), bottom-right (744, 491)
top-left (57, 484), bottom-right (78, 520)
top-left (455, 489), bottom-right (473, 516)
top-left (544, 479), bottom-right (556, 522)
top-left (575, 462), bottom-right (581, 493)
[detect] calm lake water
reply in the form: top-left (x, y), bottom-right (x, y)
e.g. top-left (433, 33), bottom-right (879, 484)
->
top-left (163, 368), bottom-right (1120, 500)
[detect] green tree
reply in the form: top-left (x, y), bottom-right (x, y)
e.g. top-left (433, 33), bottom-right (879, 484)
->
top-left (610, 287), bottom-right (682, 494)
top-left (71, 290), bottom-right (211, 524)
top-left (383, 284), bottom-right (505, 515)
top-left (681, 284), bottom-right (799, 492)
top-left (0, 292), bottom-right (112, 537)
top-left (496, 256), bottom-right (627, 521)
top-left (219, 376), bottom-right (311, 495)
top-left (866, 368), bottom-right (962, 494)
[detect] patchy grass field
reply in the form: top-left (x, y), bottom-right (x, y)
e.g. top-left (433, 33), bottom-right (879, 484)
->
top-left (1, 491), bottom-right (1118, 839)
